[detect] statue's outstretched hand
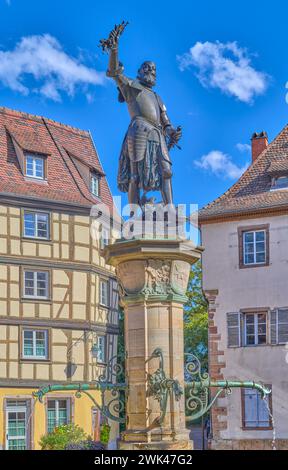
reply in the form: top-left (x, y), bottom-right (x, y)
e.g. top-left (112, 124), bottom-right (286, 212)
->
top-left (99, 21), bottom-right (129, 52)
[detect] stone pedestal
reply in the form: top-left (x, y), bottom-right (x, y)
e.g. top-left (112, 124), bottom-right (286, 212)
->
top-left (105, 238), bottom-right (202, 450)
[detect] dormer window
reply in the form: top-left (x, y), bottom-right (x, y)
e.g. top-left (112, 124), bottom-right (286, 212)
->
top-left (25, 154), bottom-right (45, 180)
top-left (90, 173), bottom-right (100, 197)
top-left (271, 175), bottom-right (288, 190)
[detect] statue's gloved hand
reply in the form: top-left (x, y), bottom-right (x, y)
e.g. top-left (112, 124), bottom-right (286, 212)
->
top-left (99, 21), bottom-right (129, 52)
top-left (166, 126), bottom-right (182, 149)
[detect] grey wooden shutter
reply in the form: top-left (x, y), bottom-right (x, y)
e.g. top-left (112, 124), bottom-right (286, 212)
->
top-left (227, 312), bottom-right (241, 347)
top-left (270, 309), bottom-right (278, 345)
top-left (278, 309), bottom-right (288, 344)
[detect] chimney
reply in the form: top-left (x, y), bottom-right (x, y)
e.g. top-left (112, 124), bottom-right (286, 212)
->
top-left (251, 131), bottom-right (268, 162)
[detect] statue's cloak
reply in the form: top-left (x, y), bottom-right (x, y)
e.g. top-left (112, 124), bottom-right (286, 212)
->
top-left (117, 116), bottom-right (171, 193)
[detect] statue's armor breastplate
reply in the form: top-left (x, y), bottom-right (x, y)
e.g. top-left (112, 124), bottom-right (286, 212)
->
top-left (120, 79), bottom-right (170, 163)
top-left (127, 86), bottom-right (161, 124)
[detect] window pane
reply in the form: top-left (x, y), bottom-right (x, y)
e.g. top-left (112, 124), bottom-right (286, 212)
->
top-left (244, 253), bottom-right (254, 264)
top-left (255, 241), bottom-right (265, 253)
top-left (24, 213), bottom-right (35, 237)
top-left (26, 156), bottom-right (34, 176)
top-left (24, 272), bottom-right (34, 296)
top-left (100, 281), bottom-right (108, 305)
top-left (91, 175), bottom-right (99, 196)
top-left (23, 330), bottom-right (34, 356)
top-left (47, 409), bottom-right (56, 433)
top-left (35, 331), bottom-right (46, 357)
top-left (97, 336), bottom-right (105, 362)
top-left (245, 243), bottom-right (254, 254)
top-left (246, 335), bottom-right (256, 345)
top-left (37, 214), bottom-right (48, 238)
top-left (258, 334), bottom-right (266, 344)
top-left (246, 314), bottom-right (255, 324)
top-left (255, 231), bottom-right (265, 242)
top-left (36, 272), bottom-right (48, 297)
top-left (256, 252), bottom-right (266, 263)
top-left (35, 159), bottom-right (44, 178)
top-left (244, 232), bottom-right (254, 243)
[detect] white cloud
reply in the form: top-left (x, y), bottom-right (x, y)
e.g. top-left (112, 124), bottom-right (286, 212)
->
top-left (177, 41), bottom-right (268, 103)
top-left (0, 34), bottom-right (105, 101)
top-left (194, 150), bottom-right (248, 179)
top-left (236, 143), bottom-right (251, 153)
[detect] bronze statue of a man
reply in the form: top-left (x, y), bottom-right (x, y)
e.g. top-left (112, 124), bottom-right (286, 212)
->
top-left (100, 22), bottom-right (182, 208)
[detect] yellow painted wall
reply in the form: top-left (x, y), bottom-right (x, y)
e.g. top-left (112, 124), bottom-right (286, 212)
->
top-left (0, 387), bottom-right (118, 450)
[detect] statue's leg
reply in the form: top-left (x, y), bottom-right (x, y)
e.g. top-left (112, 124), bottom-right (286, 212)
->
top-left (161, 160), bottom-right (173, 206)
top-left (128, 161), bottom-right (140, 212)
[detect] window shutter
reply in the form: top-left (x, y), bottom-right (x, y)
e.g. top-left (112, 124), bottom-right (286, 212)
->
top-left (227, 312), bottom-right (241, 347)
top-left (270, 309), bottom-right (278, 345)
top-left (278, 309), bottom-right (288, 344)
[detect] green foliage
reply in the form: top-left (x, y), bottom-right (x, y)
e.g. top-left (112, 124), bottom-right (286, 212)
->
top-left (100, 423), bottom-right (111, 445)
top-left (39, 424), bottom-right (87, 450)
top-left (184, 261), bottom-right (208, 371)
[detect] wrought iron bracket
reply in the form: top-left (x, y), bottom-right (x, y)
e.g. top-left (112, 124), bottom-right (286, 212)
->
top-left (184, 352), bottom-right (271, 422)
top-left (33, 353), bottom-right (128, 424)
top-left (146, 348), bottom-right (183, 428)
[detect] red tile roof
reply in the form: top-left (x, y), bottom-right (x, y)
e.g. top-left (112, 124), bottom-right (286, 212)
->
top-left (0, 106), bottom-right (114, 212)
top-left (199, 124), bottom-right (288, 222)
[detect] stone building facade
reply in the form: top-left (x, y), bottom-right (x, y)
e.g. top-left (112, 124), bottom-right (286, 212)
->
top-left (199, 129), bottom-right (288, 450)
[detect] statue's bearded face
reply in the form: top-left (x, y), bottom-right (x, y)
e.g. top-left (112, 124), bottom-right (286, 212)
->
top-left (137, 61), bottom-right (156, 87)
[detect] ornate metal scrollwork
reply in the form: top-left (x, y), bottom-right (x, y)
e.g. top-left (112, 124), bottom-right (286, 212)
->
top-left (33, 350), bottom-right (127, 424)
top-left (146, 348), bottom-right (183, 427)
top-left (184, 351), bottom-right (271, 422)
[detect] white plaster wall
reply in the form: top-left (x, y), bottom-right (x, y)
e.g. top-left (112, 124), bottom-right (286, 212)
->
top-left (202, 214), bottom-right (288, 439)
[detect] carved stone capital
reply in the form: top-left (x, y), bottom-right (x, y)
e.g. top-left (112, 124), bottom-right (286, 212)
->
top-left (116, 258), bottom-right (190, 303)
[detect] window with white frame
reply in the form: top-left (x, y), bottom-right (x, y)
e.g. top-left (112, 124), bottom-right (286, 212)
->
top-left (244, 312), bottom-right (267, 346)
top-left (243, 230), bottom-right (266, 265)
top-left (47, 399), bottom-right (70, 433)
top-left (91, 173), bottom-right (100, 197)
top-left (97, 335), bottom-right (106, 363)
top-left (242, 387), bottom-right (272, 429)
top-left (22, 329), bottom-right (48, 360)
top-left (100, 279), bottom-right (109, 306)
top-left (5, 400), bottom-right (29, 450)
top-left (23, 211), bottom-right (49, 239)
top-left (23, 270), bottom-right (49, 299)
top-left (25, 154), bottom-right (45, 179)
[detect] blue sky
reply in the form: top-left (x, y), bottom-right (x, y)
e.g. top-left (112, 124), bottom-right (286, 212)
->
top-left (1, 0), bottom-right (288, 210)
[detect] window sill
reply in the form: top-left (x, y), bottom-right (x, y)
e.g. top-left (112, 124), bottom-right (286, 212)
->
top-left (21, 298), bottom-right (52, 304)
top-left (239, 263), bottom-right (269, 269)
top-left (24, 177), bottom-right (48, 184)
top-left (22, 237), bottom-right (52, 244)
top-left (242, 426), bottom-right (273, 431)
top-left (20, 358), bottom-right (51, 364)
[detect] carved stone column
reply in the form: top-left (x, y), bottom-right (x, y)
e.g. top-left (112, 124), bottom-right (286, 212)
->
top-left (105, 238), bottom-right (202, 450)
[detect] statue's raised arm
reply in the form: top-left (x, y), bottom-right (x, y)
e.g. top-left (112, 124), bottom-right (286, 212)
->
top-left (99, 21), bottom-right (129, 78)
top-left (99, 22), bottom-right (182, 209)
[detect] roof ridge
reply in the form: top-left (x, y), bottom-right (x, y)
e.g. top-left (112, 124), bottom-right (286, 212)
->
top-left (0, 106), bottom-right (89, 136)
